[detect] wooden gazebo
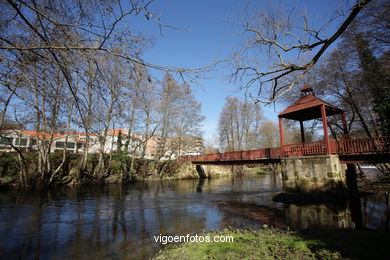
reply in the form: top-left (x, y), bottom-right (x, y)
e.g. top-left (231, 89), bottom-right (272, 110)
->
top-left (278, 85), bottom-right (347, 155)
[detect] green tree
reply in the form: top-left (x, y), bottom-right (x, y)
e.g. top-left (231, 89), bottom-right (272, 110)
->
top-left (117, 130), bottom-right (123, 153)
top-left (355, 34), bottom-right (390, 135)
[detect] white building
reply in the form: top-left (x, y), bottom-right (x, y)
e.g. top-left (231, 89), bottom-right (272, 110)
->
top-left (51, 135), bottom-right (85, 153)
top-left (90, 129), bottom-right (143, 155)
top-left (142, 135), bottom-right (204, 159)
top-left (0, 129), bottom-right (37, 152)
top-left (0, 129), bottom-right (201, 158)
top-left (0, 130), bottom-right (87, 153)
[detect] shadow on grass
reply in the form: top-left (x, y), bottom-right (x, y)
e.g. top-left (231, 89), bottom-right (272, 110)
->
top-left (297, 228), bottom-right (390, 260)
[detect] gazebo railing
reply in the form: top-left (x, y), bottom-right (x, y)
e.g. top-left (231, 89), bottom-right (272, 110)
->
top-left (282, 141), bottom-right (327, 157)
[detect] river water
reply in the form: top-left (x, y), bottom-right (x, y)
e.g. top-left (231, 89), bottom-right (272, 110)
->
top-left (0, 173), bottom-right (389, 259)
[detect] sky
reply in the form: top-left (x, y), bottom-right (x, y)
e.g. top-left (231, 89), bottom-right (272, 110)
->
top-left (129, 0), bottom-right (350, 142)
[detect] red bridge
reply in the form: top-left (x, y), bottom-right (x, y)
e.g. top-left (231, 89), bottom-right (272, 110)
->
top-left (188, 86), bottom-right (390, 165)
top-left (189, 136), bottom-right (390, 165)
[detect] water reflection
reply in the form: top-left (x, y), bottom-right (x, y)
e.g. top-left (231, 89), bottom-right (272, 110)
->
top-left (284, 203), bottom-right (355, 229)
top-left (0, 174), bottom-right (388, 259)
top-left (361, 191), bottom-right (390, 231)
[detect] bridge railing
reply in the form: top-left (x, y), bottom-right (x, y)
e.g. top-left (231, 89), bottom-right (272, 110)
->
top-left (189, 147), bottom-right (281, 162)
top-left (333, 136), bottom-right (390, 155)
top-left (185, 136), bottom-right (390, 162)
top-left (282, 137), bottom-right (390, 157)
top-left (281, 136), bottom-right (390, 157)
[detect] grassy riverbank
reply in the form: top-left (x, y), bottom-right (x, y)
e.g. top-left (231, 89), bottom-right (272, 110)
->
top-left (154, 228), bottom-right (390, 260)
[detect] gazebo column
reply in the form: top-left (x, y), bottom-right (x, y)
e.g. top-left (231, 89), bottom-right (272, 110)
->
top-left (320, 104), bottom-right (331, 154)
top-left (278, 117), bottom-right (284, 155)
top-left (299, 120), bottom-right (305, 143)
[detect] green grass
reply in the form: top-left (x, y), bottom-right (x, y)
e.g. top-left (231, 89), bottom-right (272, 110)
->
top-left (153, 228), bottom-right (390, 260)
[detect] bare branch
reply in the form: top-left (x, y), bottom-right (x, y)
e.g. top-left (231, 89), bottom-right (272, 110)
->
top-left (234, 0), bottom-right (372, 103)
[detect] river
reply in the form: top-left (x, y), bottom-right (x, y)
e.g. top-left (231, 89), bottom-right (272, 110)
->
top-left (0, 173), bottom-right (389, 259)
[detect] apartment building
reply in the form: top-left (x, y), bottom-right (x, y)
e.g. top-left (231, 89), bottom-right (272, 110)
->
top-left (99, 129), bottom-right (143, 155)
top-left (0, 129), bottom-right (88, 153)
top-left (0, 129), bottom-right (41, 152)
top-left (0, 129), bottom-right (203, 158)
top-left (143, 135), bottom-right (204, 159)
top-left (176, 136), bottom-right (204, 156)
top-left (143, 135), bottom-right (174, 159)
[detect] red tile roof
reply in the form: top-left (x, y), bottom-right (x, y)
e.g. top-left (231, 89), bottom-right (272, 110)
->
top-left (1, 129), bottom-right (62, 139)
top-left (107, 129), bottom-right (128, 136)
top-left (1, 129), bottom-right (139, 141)
top-left (278, 94), bottom-right (343, 121)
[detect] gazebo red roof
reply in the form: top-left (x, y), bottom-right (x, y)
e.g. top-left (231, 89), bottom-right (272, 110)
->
top-left (278, 94), bottom-right (343, 121)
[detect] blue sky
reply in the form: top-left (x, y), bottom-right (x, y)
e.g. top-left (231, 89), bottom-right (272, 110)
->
top-left (130, 0), bottom-right (350, 141)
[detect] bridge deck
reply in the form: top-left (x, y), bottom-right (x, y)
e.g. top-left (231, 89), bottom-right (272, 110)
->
top-left (188, 136), bottom-right (390, 165)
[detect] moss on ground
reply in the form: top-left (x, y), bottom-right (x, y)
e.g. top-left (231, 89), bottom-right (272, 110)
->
top-left (153, 228), bottom-right (390, 260)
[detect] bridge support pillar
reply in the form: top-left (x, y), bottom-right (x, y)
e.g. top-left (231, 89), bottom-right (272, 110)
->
top-left (194, 165), bottom-right (235, 178)
top-left (195, 165), bottom-right (208, 178)
top-left (280, 155), bottom-right (347, 194)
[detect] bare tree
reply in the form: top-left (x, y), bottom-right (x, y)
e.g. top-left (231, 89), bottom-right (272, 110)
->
top-left (93, 53), bottom-right (125, 178)
top-left (2, 45), bottom-right (75, 187)
top-left (155, 72), bottom-right (204, 161)
top-left (77, 56), bottom-right (99, 174)
top-left (218, 97), bottom-right (263, 151)
top-left (139, 74), bottom-right (159, 158)
top-left (314, 33), bottom-right (389, 173)
top-left (1, 1), bottom-right (210, 187)
top-left (259, 121), bottom-right (279, 147)
top-left (231, 0), bottom-right (372, 103)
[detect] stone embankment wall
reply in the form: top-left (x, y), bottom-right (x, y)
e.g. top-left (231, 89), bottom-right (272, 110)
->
top-left (201, 165), bottom-right (235, 178)
top-left (144, 162), bottom-right (235, 180)
top-left (280, 155), bottom-right (347, 194)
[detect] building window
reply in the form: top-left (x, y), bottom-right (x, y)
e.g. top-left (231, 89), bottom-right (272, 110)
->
top-left (15, 138), bottom-right (28, 146)
top-left (0, 137), bottom-right (13, 145)
top-left (55, 142), bottom-right (76, 148)
top-left (67, 142), bottom-right (75, 148)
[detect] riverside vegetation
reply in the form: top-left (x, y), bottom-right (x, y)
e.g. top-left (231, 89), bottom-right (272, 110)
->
top-left (0, 152), bottom-right (249, 189)
top-left (0, 152), bottom-right (201, 189)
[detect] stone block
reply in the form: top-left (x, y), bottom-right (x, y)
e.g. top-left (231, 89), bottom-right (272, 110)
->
top-left (280, 155), bottom-right (347, 194)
